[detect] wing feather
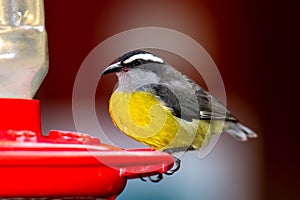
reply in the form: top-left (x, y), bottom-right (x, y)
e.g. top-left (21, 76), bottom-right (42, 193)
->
top-left (138, 63), bottom-right (238, 122)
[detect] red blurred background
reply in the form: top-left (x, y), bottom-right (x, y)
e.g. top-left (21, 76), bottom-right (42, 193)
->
top-left (36, 0), bottom-right (298, 199)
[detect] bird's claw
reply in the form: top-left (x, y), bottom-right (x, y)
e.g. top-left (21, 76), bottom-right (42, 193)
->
top-left (138, 157), bottom-right (181, 182)
top-left (149, 173), bottom-right (163, 182)
top-left (165, 156), bottom-right (181, 175)
top-left (139, 174), bottom-right (147, 182)
top-left (139, 173), bottom-right (163, 182)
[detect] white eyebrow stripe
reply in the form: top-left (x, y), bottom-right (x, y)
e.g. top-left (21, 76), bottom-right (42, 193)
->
top-left (123, 53), bottom-right (164, 64)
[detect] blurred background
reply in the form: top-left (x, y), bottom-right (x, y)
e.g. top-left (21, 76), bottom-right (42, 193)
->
top-left (36, 0), bottom-right (298, 199)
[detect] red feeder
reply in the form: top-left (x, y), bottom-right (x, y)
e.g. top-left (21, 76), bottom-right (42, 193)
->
top-left (0, 98), bottom-right (174, 199)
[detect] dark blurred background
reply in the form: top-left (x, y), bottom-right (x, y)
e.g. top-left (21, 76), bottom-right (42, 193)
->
top-left (37, 0), bottom-right (298, 199)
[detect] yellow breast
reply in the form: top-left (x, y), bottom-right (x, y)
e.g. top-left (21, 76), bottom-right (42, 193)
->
top-left (109, 91), bottom-right (224, 150)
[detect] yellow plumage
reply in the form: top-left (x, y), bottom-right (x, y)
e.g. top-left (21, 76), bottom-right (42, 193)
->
top-left (109, 91), bottom-right (226, 151)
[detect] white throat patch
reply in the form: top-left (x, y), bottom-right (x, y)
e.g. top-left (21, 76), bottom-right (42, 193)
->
top-left (123, 53), bottom-right (164, 64)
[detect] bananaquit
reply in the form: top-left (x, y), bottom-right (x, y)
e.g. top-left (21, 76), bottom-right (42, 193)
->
top-left (101, 50), bottom-right (257, 180)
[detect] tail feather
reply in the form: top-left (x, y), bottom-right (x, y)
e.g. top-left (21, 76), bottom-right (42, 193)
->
top-left (226, 122), bottom-right (257, 141)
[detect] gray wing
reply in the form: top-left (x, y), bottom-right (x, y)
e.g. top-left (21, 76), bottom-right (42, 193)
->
top-left (159, 66), bottom-right (237, 122)
top-left (137, 82), bottom-right (237, 122)
top-left (138, 63), bottom-right (238, 122)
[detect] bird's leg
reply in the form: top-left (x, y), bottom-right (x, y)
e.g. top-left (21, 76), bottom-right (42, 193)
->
top-left (163, 146), bottom-right (195, 175)
top-left (163, 146), bottom-right (195, 154)
top-left (138, 146), bottom-right (194, 182)
top-left (163, 148), bottom-right (181, 175)
top-left (138, 157), bottom-right (180, 182)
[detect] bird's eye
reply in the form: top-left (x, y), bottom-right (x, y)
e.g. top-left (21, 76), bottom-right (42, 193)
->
top-left (133, 59), bottom-right (142, 66)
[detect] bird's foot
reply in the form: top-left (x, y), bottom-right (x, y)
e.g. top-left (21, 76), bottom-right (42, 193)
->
top-left (138, 148), bottom-right (185, 183)
top-left (138, 156), bottom-right (180, 182)
top-left (139, 173), bottom-right (163, 183)
top-left (164, 156), bottom-right (181, 175)
top-left (162, 147), bottom-right (191, 175)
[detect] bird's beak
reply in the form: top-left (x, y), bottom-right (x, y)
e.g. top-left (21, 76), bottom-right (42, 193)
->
top-left (101, 62), bottom-right (123, 77)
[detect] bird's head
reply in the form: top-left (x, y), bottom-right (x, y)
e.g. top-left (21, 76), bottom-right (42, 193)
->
top-left (101, 50), bottom-right (166, 76)
top-left (101, 50), bottom-right (167, 91)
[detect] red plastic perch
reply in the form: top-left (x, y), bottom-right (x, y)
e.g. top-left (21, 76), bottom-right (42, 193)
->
top-left (0, 98), bottom-right (174, 199)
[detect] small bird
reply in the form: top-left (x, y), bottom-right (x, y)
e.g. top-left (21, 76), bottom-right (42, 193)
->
top-left (101, 49), bottom-right (257, 181)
